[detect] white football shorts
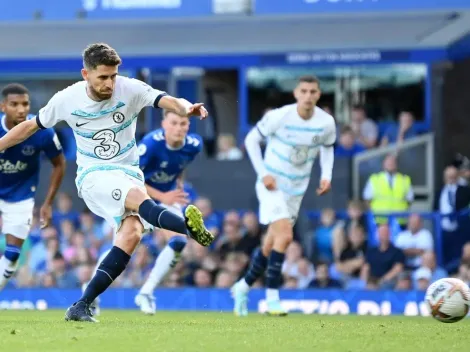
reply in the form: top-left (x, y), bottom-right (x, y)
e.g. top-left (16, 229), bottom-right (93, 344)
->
top-left (255, 181), bottom-right (303, 225)
top-left (0, 198), bottom-right (34, 240)
top-left (79, 169), bottom-right (153, 235)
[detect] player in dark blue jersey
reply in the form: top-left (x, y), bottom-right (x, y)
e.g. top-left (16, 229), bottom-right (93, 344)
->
top-left (135, 110), bottom-right (202, 314)
top-left (0, 83), bottom-right (65, 290)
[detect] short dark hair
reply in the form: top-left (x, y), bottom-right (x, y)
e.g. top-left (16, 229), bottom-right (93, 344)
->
top-left (298, 75), bottom-right (320, 86)
top-left (1, 83), bottom-right (29, 99)
top-left (82, 43), bottom-right (122, 70)
top-left (352, 104), bottom-right (365, 111)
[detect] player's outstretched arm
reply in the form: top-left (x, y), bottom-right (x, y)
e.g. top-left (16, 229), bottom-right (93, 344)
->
top-left (0, 119), bottom-right (39, 153)
top-left (157, 95), bottom-right (208, 120)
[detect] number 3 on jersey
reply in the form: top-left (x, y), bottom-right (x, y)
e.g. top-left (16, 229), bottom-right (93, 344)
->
top-left (93, 129), bottom-right (121, 160)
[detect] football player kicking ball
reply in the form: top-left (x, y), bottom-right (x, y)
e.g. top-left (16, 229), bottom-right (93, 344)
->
top-left (231, 75), bottom-right (336, 316)
top-left (0, 43), bottom-right (214, 322)
top-left (86, 110), bottom-right (203, 316)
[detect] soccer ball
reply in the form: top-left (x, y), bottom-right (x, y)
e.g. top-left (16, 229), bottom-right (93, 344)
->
top-left (425, 278), bottom-right (470, 323)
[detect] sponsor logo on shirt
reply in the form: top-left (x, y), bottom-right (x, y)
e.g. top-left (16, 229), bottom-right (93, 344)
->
top-left (0, 160), bottom-right (28, 173)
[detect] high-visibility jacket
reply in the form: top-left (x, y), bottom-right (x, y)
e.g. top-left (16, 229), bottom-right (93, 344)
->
top-left (369, 171), bottom-right (411, 224)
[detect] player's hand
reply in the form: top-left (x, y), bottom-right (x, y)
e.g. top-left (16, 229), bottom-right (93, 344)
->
top-left (186, 103), bottom-right (208, 120)
top-left (161, 190), bottom-right (190, 206)
top-left (262, 175), bottom-right (277, 191)
top-left (316, 179), bottom-right (331, 196)
top-left (39, 203), bottom-right (53, 229)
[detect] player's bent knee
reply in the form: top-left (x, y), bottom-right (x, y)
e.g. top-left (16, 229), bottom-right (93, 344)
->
top-left (168, 235), bottom-right (187, 253)
top-left (124, 186), bottom-right (149, 212)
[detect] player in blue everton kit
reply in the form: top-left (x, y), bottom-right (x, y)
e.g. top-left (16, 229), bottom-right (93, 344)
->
top-left (0, 83), bottom-right (65, 290)
top-left (135, 110), bottom-right (202, 315)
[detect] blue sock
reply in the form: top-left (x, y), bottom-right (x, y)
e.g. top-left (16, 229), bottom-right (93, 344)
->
top-left (168, 236), bottom-right (187, 252)
top-left (244, 247), bottom-right (268, 286)
top-left (266, 250), bottom-right (285, 289)
top-left (80, 246), bottom-right (130, 305)
top-left (139, 199), bottom-right (188, 235)
top-left (4, 245), bottom-right (21, 263)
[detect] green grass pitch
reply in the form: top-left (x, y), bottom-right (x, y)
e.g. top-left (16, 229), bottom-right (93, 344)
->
top-left (0, 310), bottom-right (469, 352)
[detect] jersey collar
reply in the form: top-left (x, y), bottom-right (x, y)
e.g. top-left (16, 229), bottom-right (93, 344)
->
top-left (1, 115), bottom-right (9, 132)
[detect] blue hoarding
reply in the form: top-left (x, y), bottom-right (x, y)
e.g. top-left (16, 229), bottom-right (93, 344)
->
top-left (0, 0), bottom-right (213, 21)
top-left (255, 0), bottom-right (470, 16)
top-left (0, 288), bottom-right (430, 317)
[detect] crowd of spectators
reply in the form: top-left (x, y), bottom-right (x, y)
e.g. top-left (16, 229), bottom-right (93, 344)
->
top-left (2, 104), bottom-right (469, 292)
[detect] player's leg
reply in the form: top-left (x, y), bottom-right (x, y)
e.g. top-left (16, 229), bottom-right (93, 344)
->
top-left (231, 230), bottom-right (273, 317)
top-left (81, 248), bottom-right (110, 316)
top-left (66, 215), bottom-right (142, 323)
top-left (264, 217), bottom-right (293, 316)
top-left (232, 183), bottom-right (288, 316)
top-left (136, 229), bottom-right (187, 315)
top-left (0, 199), bottom-right (34, 290)
top-left (65, 171), bottom-right (146, 322)
top-left (126, 187), bottom-right (214, 247)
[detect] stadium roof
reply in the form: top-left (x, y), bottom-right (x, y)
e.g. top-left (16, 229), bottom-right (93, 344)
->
top-left (0, 11), bottom-right (469, 58)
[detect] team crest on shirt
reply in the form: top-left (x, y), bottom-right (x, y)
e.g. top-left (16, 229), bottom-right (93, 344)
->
top-left (113, 112), bottom-right (125, 124)
top-left (22, 145), bottom-right (35, 156)
top-left (290, 146), bottom-right (309, 165)
top-left (112, 189), bottom-right (122, 201)
top-left (312, 135), bottom-right (322, 144)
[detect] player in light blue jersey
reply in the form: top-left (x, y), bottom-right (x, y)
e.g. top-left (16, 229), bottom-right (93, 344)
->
top-left (0, 43), bottom-right (214, 323)
top-left (0, 83), bottom-right (65, 291)
top-left (86, 110), bottom-right (203, 315)
top-left (135, 110), bottom-right (202, 314)
top-left (232, 76), bottom-right (336, 316)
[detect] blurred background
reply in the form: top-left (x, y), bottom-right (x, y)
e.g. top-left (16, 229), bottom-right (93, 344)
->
top-left (2, 0), bottom-right (470, 313)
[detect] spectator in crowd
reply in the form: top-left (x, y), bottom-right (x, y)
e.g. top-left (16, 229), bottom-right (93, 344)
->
top-left (394, 214), bottom-right (434, 270)
top-left (335, 225), bottom-right (367, 280)
top-left (215, 270), bottom-right (236, 288)
top-left (312, 208), bottom-right (337, 263)
top-left (455, 263), bottom-right (470, 285)
top-left (395, 272), bottom-right (412, 291)
top-left (50, 252), bottom-right (78, 288)
top-left (362, 225), bottom-right (405, 289)
top-left (282, 241), bottom-right (303, 279)
top-left (239, 211), bottom-right (262, 256)
top-left (380, 111), bottom-right (419, 146)
top-left (295, 258), bottom-right (315, 289)
top-left (414, 267), bottom-right (432, 291)
top-left (194, 269), bottom-right (212, 287)
top-left (461, 242), bottom-right (470, 267)
top-left (435, 166), bottom-right (470, 268)
top-left (332, 200), bottom-right (368, 259)
top-left (218, 213), bottom-right (245, 259)
top-left (216, 133), bottom-right (243, 161)
top-left (334, 126), bottom-right (366, 157)
top-left (363, 154), bottom-right (413, 228)
top-left (308, 262), bottom-right (342, 289)
top-left (413, 251), bottom-right (447, 287)
top-left (52, 192), bottom-right (80, 229)
top-left (350, 104), bottom-right (378, 148)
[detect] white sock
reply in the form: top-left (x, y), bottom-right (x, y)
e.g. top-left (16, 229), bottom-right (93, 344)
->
top-left (139, 245), bottom-right (180, 295)
top-left (0, 256), bottom-right (18, 290)
top-left (266, 288), bottom-right (280, 302)
top-left (237, 279), bottom-right (250, 293)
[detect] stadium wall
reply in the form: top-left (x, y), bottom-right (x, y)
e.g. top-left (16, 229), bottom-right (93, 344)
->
top-left (0, 288), bottom-right (429, 317)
